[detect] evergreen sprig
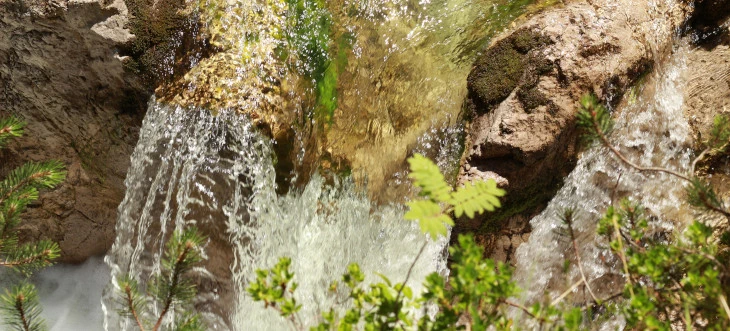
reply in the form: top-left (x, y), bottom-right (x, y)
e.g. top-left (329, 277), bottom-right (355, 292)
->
top-left (576, 93), bottom-right (613, 146)
top-left (0, 117), bottom-right (64, 330)
top-left (1, 240), bottom-right (60, 275)
top-left (0, 117), bottom-right (25, 148)
top-left (0, 160), bottom-right (67, 206)
top-left (117, 227), bottom-right (206, 331)
top-left (0, 283), bottom-right (45, 331)
top-left (706, 114), bottom-right (730, 151)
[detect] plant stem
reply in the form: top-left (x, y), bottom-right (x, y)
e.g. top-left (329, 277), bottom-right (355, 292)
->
top-left (392, 240), bottom-right (428, 326)
top-left (153, 241), bottom-right (192, 331)
top-left (551, 278), bottom-right (584, 306)
top-left (610, 214), bottom-right (634, 297)
top-left (124, 284), bottom-right (146, 331)
top-left (720, 294), bottom-right (730, 320)
top-left (14, 293), bottom-right (31, 331)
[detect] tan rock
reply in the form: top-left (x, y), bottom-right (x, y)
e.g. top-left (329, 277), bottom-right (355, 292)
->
top-left (0, 0), bottom-right (145, 263)
top-left (460, 0), bottom-right (691, 229)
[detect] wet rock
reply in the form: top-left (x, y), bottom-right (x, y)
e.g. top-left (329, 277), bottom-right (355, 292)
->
top-left (0, 0), bottom-right (145, 263)
top-left (459, 0), bottom-right (691, 236)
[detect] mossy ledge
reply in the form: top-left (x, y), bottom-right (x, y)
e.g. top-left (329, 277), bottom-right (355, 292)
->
top-left (466, 28), bottom-right (553, 115)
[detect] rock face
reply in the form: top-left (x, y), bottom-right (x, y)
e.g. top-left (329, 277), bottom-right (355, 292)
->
top-left (458, 0), bottom-right (691, 239)
top-left (0, 0), bottom-right (146, 263)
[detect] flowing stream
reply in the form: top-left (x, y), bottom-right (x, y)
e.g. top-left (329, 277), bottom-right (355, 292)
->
top-left (99, 0), bottom-right (533, 330)
top-left (14, 1), bottom-right (700, 330)
top-left (512, 42), bottom-right (693, 328)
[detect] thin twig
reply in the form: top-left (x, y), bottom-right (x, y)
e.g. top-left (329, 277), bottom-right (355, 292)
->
top-left (691, 147), bottom-right (711, 174)
top-left (551, 278), bottom-right (584, 306)
top-left (504, 300), bottom-right (537, 319)
top-left (569, 233), bottom-right (601, 304)
top-left (592, 120), bottom-right (691, 182)
top-left (392, 240), bottom-right (428, 326)
top-left (720, 294), bottom-right (730, 320)
top-left (611, 214), bottom-right (634, 297)
top-left (124, 285), bottom-right (146, 331)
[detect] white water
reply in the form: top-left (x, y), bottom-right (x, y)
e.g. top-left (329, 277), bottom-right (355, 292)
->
top-left (100, 101), bottom-right (447, 330)
top-left (33, 257), bottom-right (110, 331)
top-left (512, 43), bottom-right (693, 326)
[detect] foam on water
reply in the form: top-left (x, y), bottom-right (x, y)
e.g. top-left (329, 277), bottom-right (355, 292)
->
top-left (101, 100), bottom-right (448, 330)
top-left (512, 44), bottom-right (693, 324)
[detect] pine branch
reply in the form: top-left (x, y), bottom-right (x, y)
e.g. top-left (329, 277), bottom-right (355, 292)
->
top-left (0, 240), bottom-right (60, 275)
top-left (151, 228), bottom-right (205, 331)
top-left (577, 94), bottom-right (691, 182)
top-left (0, 283), bottom-right (45, 331)
top-left (0, 117), bottom-right (25, 149)
top-left (174, 313), bottom-right (204, 331)
top-left (0, 161), bottom-right (66, 207)
top-left (1, 186), bottom-right (37, 239)
top-left (118, 276), bottom-right (147, 331)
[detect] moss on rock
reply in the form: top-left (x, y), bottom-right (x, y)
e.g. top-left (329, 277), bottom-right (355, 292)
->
top-left (122, 0), bottom-right (208, 90)
top-left (467, 28), bottom-right (553, 114)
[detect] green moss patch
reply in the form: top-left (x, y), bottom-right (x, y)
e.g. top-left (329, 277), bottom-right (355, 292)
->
top-left (467, 28), bottom-right (553, 114)
top-left (122, 0), bottom-right (204, 89)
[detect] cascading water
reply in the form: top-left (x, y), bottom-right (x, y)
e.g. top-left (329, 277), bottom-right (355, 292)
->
top-left (100, 99), bottom-right (450, 330)
top-left (511, 42), bottom-right (693, 327)
top-left (100, 1), bottom-right (537, 330)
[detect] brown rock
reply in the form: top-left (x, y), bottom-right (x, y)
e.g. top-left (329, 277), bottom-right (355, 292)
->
top-left (459, 0), bottom-right (691, 231)
top-left (0, 0), bottom-right (146, 263)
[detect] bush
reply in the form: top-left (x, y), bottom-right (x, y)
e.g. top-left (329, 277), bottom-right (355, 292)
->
top-left (250, 95), bottom-right (730, 329)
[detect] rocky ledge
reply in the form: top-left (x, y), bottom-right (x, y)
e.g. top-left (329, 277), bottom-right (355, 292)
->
top-left (458, 0), bottom-right (692, 256)
top-left (0, 0), bottom-right (147, 263)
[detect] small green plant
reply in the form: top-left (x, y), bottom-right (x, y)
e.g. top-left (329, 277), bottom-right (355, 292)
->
top-left (1, 116), bottom-right (65, 331)
top-left (249, 94), bottom-right (730, 329)
top-left (249, 154), bottom-right (589, 330)
top-left (578, 94), bottom-right (730, 329)
top-left (116, 227), bottom-right (207, 331)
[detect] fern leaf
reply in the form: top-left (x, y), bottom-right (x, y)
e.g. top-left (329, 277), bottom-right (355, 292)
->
top-left (407, 154), bottom-right (452, 203)
top-left (0, 282), bottom-right (46, 331)
top-left (405, 200), bottom-right (454, 240)
top-left (450, 180), bottom-right (505, 218)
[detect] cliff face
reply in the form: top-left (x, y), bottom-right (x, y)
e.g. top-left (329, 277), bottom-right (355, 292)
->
top-left (462, 0), bottom-right (730, 262)
top-left (0, 0), bottom-right (147, 263)
top-left (458, 0), bottom-right (694, 258)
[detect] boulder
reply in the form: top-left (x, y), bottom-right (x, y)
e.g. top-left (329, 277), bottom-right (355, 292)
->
top-left (0, 0), bottom-right (146, 263)
top-left (459, 0), bottom-right (691, 233)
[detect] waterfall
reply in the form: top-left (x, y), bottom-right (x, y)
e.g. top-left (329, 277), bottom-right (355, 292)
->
top-left (512, 43), bottom-right (692, 327)
top-left (101, 100), bottom-right (448, 330)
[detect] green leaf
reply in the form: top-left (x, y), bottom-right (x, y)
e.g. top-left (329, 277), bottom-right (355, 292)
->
top-left (407, 154), bottom-right (452, 202)
top-left (405, 200), bottom-right (454, 240)
top-left (450, 180), bottom-right (505, 218)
